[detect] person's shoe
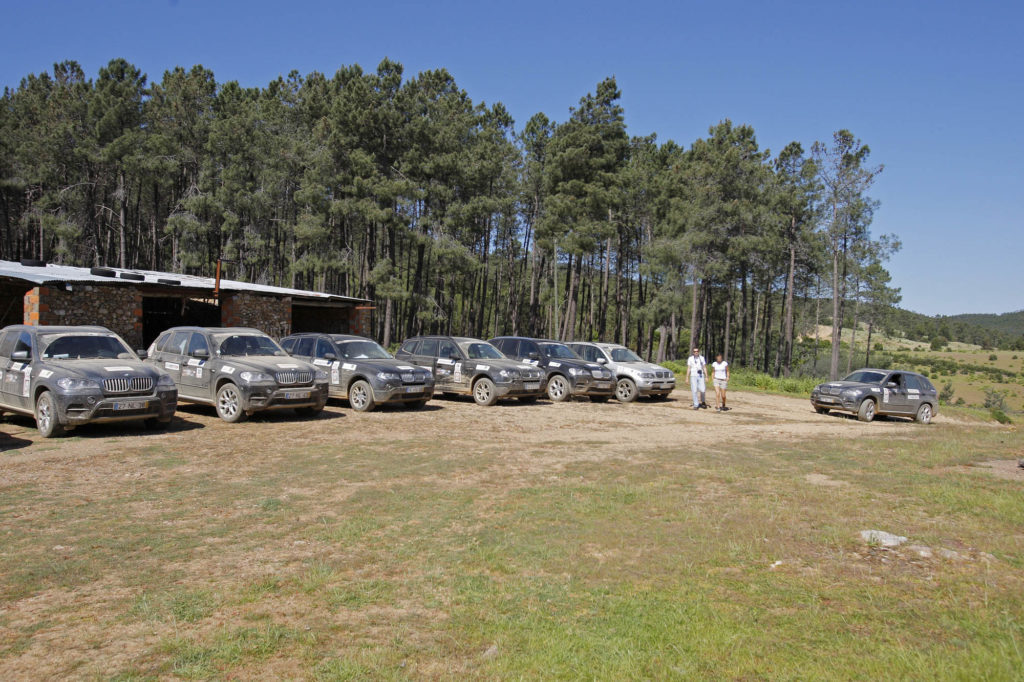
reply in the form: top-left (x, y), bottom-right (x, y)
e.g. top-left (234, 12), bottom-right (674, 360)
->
top-left (693, 405), bottom-right (700, 410)
top-left (715, 406), bottom-right (721, 412)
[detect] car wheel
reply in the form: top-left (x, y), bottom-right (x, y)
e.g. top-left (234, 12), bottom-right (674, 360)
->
top-left (216, 383), bottom-right (247, 423)
top-left (473, 377), bottom-right (498, 406)
top-left (590, 394), bottom-right (611, 403)
top-left (144, 417), bottom-right (171, 430)
top-left (915, 403), bottom-right (933, 424)
top-left (615, 377), bottom-right (638, 403)
top-left (547, 375), bottom-right (570, 402)
top-left (295, 405), bottom-right (324, 418)
top-left (403, 399), bottom-right (429, 409)
top-left (814, 406), bottom-right (829, 415)
top-left (348, 380), bottom-right (376, 412)
top-left (857, 398), bottom-right (876, 423)
top-left (35, 391), bottom-right (65, 438)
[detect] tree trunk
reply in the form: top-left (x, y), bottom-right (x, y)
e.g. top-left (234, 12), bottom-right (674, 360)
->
top-left (782, 237), bottom-right (796, 377)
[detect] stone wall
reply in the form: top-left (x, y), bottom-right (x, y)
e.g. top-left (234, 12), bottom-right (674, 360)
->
top-left (348, 306), bottom-right (372, 337)
top-left (220, 292), bottom-right (291, 339)
top-left (25, 285), bottom-right (144, 348)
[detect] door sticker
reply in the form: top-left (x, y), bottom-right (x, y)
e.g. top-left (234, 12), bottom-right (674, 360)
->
top-left (165, 362), bottom-right (180, 371)
top-left (38, 369), bottom-right (53, 379)
top-left (550, 361), bottom-right (561, 368)
top-left (23, 370), bottom-right (31, 396)
top-left (331, 360), bottom-right (341, 384)
top-left (476, 364), bottom-right (489, 371)
top-left (342, 363), bottom-right (356, 371)
top-left (453, 363), bottom-right (463, 383)
top-left (222, 365), bottom-right (235, 374)
top-left (196, 367), bottom-right (203, 379)
top-left (883, 388), bottom-right (890, 403)
top-left (437, 358), bottom-right (454, 365)
top-left (313, 358), bottom-right (330, 366)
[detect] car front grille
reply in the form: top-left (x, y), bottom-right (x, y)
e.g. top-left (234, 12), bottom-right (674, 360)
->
top-left (401, 373), bottom-right (416, 383)
top-left (654, 370), bottom-right (672, 379)
top-left (276, 371), bottom-right (313, 385)
top-left (104, 377), bottom-right (153, 394)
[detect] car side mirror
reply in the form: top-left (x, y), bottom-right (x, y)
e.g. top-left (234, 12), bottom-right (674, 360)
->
top-left (135, 349), bottom-right (148, 359)
top-left (323, 352), bottom-right (337, 361)
top-left (11, 350), bottom-right (29, 360)
top-left (528, 352), bottom-right (540, 360)
top-left (886, 381), bottom-right (898, 389)
top-left (449, 352), bottom-right (460, 360)
top-left (596, 357), bottom-right (607, 365)
top-left (192, 348), bottom-right (209, 359)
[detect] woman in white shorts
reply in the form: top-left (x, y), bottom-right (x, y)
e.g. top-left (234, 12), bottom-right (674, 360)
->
top-left (711, 353), bottom-right (729, 412)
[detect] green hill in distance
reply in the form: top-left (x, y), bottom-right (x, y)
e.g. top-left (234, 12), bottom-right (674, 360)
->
top-left (946, 310), bottom-right (1024, 337)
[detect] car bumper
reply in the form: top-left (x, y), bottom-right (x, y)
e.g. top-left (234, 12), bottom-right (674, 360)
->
top-left (636, 380), bottom-right (676, 395)
top-left (494, 378), bottom-right (546, 398)
top-left (56, 388), bottom-right (178, 425)
top-left (570, 377), bottom-right (616, 397)
top-left (810, 394), bottom-right (857, 412)
top-left (241, 382), bottom-right (329, 411)
top-left (375, 383), bottom-right (435, 403)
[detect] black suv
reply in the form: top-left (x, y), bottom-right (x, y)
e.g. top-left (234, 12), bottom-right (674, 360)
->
top-left (146, 327), bottom-right (328, 422)
top-left (811, 368), bottom-right (938, 423)
top-left (281, 333), bottom-right (434, 412)
top-left (490, 336), bottom-right (614, 402)
top-left (395, 335), bottom-right (546, 406)
top-left (0, 325), bottom-right (177, 437)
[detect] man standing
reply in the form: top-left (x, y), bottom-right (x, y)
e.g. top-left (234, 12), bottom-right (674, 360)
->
top-left (686, 347), bottom-right (708, 410)
top-left (711, 353), bottom-right (730, 411)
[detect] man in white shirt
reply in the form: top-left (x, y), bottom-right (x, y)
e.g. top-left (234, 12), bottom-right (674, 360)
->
top-left (685, 347), bottom-right (708, 410)
top-left (711, 353), bottom-right (730, 412)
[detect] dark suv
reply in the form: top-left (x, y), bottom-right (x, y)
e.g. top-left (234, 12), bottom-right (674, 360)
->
top-left (281, 333), bottom-right (434, 412)
top-left (146, 327), bottom-right (328, 422)
top-left (395, 335), bottom-right (546, 406)
top-left (490, 336), bottom-right (614, 402)
top-left (0, 325), bottom-right (177, 437)
top-left (811, 368), bottom-right (938, 423)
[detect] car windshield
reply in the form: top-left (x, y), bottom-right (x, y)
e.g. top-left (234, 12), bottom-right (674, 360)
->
top-left (460, 341), bottom-right (504, 360)
top-left (844, 370), bottom-right (887, 384)
top-left (609, 347), bottom-right (643, 363)
top-left (539, 342), bottom-right (579, 359)
top-left (213, 333), bottom-right (286, 357)
top-left (40, 334), bottom-right (135, 360)
top-left (337, 340), bottom-right (391, 360)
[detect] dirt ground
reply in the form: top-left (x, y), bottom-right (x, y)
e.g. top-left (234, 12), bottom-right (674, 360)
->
top-left (0, 390), bottom-right (1000, 679)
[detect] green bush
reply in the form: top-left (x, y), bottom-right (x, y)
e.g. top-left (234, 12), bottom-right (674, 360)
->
top-left (989, 353), bottom-right (998, 362)
top-left (983, 388), bottom-right (1008, 411)
top-left (990, 409), bottom-right (1012, 425)
top-left (939, 381), bottom-right (955, 404)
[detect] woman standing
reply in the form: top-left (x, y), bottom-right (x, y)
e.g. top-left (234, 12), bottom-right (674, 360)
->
top-left (711, 353), bottom-right (730, 412)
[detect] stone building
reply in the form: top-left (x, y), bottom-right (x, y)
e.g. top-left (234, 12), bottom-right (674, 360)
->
top-left (1, 260), bottom-right (373, 348)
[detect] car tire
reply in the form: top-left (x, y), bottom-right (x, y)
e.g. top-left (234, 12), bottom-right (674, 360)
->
top-left (35, 391), bottom-right (65, 438)
top-left (857, 398), bottom-right (876, 423)
top-left (590, 395), bottom-right (611, 403)
top-left (144, 417), bottom-right (171, 430)
top-left (814, 406), bottom-right (829, 414)
top-left (215, 383), bottom-right (247, 423)
top-left (404, 399), bottom-right (429, 409)
top-left (615, 377), bottom-right (638, 403)
top-left (473, 377), bottom-right (498, 406)
top-left (295, 405), bottom-right (324, 418)
top-left (348, 380), bottom-right (376, 412)
top-left (546, 374), bottom-right (570, 402)
top-left (915, 403), bottom-right (933, 424)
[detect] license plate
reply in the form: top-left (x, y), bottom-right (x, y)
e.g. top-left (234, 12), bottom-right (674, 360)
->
top-left (113, 401), bottom-right (146, 411)
top-left (284, 390), bottom-right (311, 400)
top-left (596, 381), bottom-right (611, 389)
top-left (405, 386), bottom-right (422, 393)
top-left (526, 382), bottom-right (540, 390)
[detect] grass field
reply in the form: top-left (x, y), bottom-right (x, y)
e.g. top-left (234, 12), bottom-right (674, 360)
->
top-left (1, 391), bottom-right (1022, 680)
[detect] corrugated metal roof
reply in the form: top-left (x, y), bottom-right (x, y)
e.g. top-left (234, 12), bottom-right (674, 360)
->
top-left (0, 260), bottom-right (370, 304)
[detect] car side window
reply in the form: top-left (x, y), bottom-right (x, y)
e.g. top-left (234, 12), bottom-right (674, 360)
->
top-left (580, 345), bottom-right (599, 362)
top-left (294, 337), bottom-right (314, 357)
top-left (280, 337), bottom-right (296, 353)
top-left (155, 333), bottom-right (172, 353)
top-left (502, 339), bottom-right (520, 357)
top-left (400, 339), bottom-right (420, 355)
top-left (0, 332), bottom-right (15, 358)
top-left (169, 331), bottom-right (191, 355)
top-left (904, 375), bottom-right (922, 391)
top-left (420, 339), bottom-right (440, 357)
top-left (315, 338), bottom-right (335, 358)
top-left (888, 373), bottom-right (903, 388)
top-left (188, 333), bottom-right (209, 357)
top-left (522, 341), bottom-right (539, 358)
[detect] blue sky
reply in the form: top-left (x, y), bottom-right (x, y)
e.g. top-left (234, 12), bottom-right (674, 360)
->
top-left (4, 0), bottom-right (1022, 316)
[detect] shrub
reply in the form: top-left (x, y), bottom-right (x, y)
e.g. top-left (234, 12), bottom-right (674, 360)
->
top-left (989, 353), bottom-right (998, 362)
top-left (990, 409), bottom-right (1012, 425)
top-left (983, 388), bottom-right (1008, 411)
top-left (873, 342), bottom-right (884, 351)
top-left (938, 381), bottom-right (955, 404)
top-left (930, 337), bottom-right (948, 351)
top-left (954, 397), bottom-right (965, 406)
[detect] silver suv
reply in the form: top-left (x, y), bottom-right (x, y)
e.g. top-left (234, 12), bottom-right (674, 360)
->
top-left (566, 342), bottom-right (675, 402)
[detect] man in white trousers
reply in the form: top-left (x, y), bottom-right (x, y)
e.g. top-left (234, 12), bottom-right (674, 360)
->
top-left (686, 347), bottom-right (708, 410)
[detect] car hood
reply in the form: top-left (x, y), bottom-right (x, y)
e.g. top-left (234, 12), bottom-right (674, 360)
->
top-left (467, 357), bottom-right (540, 373)
top-left (816, 381), bottom-right (874, 391)
top-left (335, 358), bottom-right (433, 376)
top-left (216, 355), bottom-right (318, 374)
top-left (616, 361), bottom-right (673, 374)
top-left (543, 357), bottom-right (607, 373)
top-left (45, 359), bottom-right (166, 381)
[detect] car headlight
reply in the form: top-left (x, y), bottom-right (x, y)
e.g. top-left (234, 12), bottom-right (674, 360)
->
top-left (314, 369), bottom-right (329, 381)
top-left (569, 367), bottom-right (589, 377)
top-left (377, 371), bottom-right (400, 382)
top-left (56, 377), bottom-right (101, 390)
top-left (239, 371), bottom-right (274, 383)
top-left (157, 374), bottom-right (176, 386)
top-left (641, 372), bottom-right (654, 379)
